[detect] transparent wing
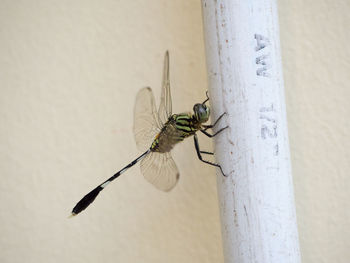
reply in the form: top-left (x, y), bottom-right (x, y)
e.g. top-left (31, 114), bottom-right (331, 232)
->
top-left (158, 51), bottom-right (172, 126)
top-left (133, 87), bottom-right (161, 151)
top-left (140, 151), bottom-right (179, 192)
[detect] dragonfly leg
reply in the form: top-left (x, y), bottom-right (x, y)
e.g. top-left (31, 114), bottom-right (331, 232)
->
top-left (202, 112), bottom-right (228, 137)
top-left (200, 150), bottom-right (214, 155)
top-left (194, 134), bottom-right (227, 177)
top-left (200, 126), bottom-right (228, 138)
top-left (202, 91), bottom-right (210, 104)
top-left (203, 112), bottom-right (226, 129)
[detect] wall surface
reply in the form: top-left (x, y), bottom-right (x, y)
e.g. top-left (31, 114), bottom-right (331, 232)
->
top-left (0, 1), bottom-right (348, 263)
top-left (279, 1), bottom-right (350, 262)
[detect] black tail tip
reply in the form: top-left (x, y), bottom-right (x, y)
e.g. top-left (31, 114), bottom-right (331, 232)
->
top-left (71, 186), bottom-right (103, 216)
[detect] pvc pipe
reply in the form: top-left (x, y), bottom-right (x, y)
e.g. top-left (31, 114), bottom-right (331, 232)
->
top-left (201, 1), bottom-right (301, 263)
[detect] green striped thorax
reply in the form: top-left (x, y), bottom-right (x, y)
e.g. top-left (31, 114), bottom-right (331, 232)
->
top-left (150, 96), bottom-right (211, 153)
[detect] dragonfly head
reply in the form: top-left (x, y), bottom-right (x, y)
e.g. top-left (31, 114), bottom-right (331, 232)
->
top-left (193, 103), bottom-right (210, 123)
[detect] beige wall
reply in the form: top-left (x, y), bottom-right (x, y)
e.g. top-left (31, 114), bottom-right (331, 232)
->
top-left (280, 1), bottom-right (350, 262)
top-left (0, 1), bottom-right (348, 262)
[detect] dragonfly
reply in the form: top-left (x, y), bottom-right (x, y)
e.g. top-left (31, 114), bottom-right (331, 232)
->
top-left (71, 51), bottom-right (228, 216)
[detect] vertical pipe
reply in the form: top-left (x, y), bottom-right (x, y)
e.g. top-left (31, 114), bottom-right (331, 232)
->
top-left (201, 1), bottom-right (301, 263)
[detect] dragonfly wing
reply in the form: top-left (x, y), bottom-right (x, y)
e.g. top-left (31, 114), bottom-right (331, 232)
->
top-left (133, 87), bottom-right (161, 151)
top-left (158, 51), bottom-right (172, 126)
top-left (140, 151), bottom-right (179, 191)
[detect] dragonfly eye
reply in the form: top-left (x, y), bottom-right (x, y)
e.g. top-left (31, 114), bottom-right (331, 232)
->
top-left (193, 103), bottom-right (210, 123)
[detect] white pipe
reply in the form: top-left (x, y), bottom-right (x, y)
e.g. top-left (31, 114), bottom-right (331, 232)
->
top-left (201, 1), bottom-right (301, 263)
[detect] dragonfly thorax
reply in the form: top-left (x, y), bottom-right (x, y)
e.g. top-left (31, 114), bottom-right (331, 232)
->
top-left (151, 113), bottom-right (203, 153)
